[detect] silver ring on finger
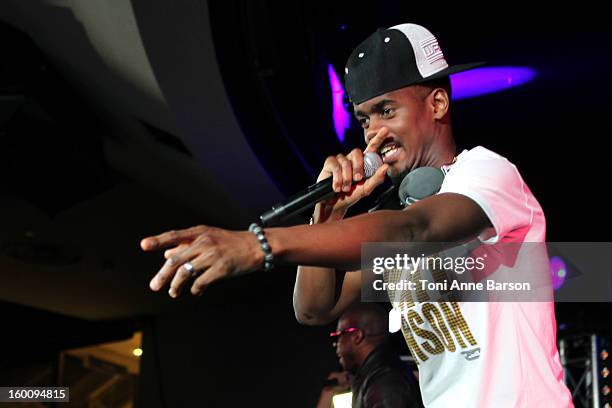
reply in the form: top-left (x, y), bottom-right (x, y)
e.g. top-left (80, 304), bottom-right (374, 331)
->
top-left (183, 262), bottom-right (198, 278)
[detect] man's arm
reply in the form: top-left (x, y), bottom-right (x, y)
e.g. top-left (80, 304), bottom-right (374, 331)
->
top-left (268, 192), bottom-right (490, 270)
top-left (293, 266), bottom-right (361, 325)
top-left (293, 200), bottom-right (361, 326)
top-left (142, 192), bottom-right (490, 297)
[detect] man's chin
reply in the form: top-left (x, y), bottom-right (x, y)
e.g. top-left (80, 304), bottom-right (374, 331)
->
top-left (386, 159), bottom-right (409, 179)
top-left (338, 357), bottom-right (352, 372)
top-left (389, 168), bottom-right (410, 187)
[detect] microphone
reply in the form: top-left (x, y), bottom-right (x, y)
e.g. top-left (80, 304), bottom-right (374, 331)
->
top-left (259, 152), bottom-right (383, 226)
top-left (398, 167), bottom-right (445, 206)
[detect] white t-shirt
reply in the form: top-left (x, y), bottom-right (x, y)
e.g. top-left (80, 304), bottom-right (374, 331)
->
top-left (390, 146), bottom-right (573, 408)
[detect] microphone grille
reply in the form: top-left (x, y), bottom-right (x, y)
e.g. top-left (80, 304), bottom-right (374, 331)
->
top-left (363, 152), bottom-right (383, 178)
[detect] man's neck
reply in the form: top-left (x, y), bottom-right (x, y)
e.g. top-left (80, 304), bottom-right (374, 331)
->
top-left (427, 126), bottom-right (456, 168)
top-left (429, 123), bottom-right (457, 168)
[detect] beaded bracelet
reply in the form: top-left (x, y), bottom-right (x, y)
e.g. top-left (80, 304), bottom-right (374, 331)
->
top-left (248, 223), bottom-right (274, 271)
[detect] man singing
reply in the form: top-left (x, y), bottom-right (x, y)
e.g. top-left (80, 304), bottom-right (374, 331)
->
top-left (142, 23), bottom-right (573, 407)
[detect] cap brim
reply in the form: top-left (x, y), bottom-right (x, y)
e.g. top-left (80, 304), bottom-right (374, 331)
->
top-left (415, 61), bottom-right (487, 84)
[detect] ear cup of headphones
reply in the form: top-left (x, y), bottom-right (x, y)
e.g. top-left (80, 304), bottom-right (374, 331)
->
top-left (398, 167), bottom-right (445, 206)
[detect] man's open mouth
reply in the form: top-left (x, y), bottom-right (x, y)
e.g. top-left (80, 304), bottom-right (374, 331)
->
top-left (379, 141), bottom-right (403, 162)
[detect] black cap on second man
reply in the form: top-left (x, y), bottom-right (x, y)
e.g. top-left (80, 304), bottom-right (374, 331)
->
top-left (344, 23), bottom-right (484, 105)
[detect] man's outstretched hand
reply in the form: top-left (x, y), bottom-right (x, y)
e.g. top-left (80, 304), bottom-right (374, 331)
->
top-left (140, 226), bottom-right (263, 298)
top-left (141, 128), bottom-right (392, 299)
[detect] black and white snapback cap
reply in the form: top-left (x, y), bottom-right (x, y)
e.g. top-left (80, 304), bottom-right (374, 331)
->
top-left (344, 23), bottom-right (484, 104)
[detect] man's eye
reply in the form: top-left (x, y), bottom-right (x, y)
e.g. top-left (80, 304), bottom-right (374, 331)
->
top-left (382, 108), bottom-right (393, 117)
top-left (358, 117), bottom-right (369, 127)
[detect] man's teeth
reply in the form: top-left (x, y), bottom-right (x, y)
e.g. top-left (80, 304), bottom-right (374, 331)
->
top-left (381, 146), bottom-right (400, 158)
top-left (380, 143), bottom-right (399, 155)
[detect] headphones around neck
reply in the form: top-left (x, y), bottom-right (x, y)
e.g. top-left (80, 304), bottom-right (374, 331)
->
top-left (368, 166), bottom-right (447, 212)
top-left (398, 167), bottom-right (446, 207)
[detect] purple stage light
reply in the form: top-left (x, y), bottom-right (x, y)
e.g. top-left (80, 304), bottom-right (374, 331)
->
top-left (549, 256), bottom-right (567, 290)
top-left (450, 67), bottom-right (537, 100)
top-left (328, 64), bottom-right (351, 143)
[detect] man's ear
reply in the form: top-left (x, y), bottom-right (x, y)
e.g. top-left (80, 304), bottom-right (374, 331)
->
top-left (431, 88), bottom-right (450, 120)
top-left (353, 330), bottom-right (366, 345)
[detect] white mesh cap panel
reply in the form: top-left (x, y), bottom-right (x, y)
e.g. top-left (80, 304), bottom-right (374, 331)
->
top-left (389, 23), bottom-right (449, 79)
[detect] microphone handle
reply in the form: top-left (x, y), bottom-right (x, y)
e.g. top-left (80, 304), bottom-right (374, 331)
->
top-left (260, 178), bottom-right (335, 227)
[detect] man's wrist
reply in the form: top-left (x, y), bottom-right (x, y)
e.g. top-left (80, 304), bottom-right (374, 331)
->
top-left (263, 227), bottom-right (285, 268)
top-left (248, 223), bottom-right (274, 271)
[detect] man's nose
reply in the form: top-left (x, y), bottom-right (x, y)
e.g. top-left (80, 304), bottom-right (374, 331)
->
top-left (365, 119), bottom-right (385, 144)
top-left (365, 124), bottom-right (381, 144)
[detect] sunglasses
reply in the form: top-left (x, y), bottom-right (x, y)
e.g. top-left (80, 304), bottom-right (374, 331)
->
top-left (329, 327), bottom-right (387, 347)
top-left (329, 327), bottom-right (361, 347)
